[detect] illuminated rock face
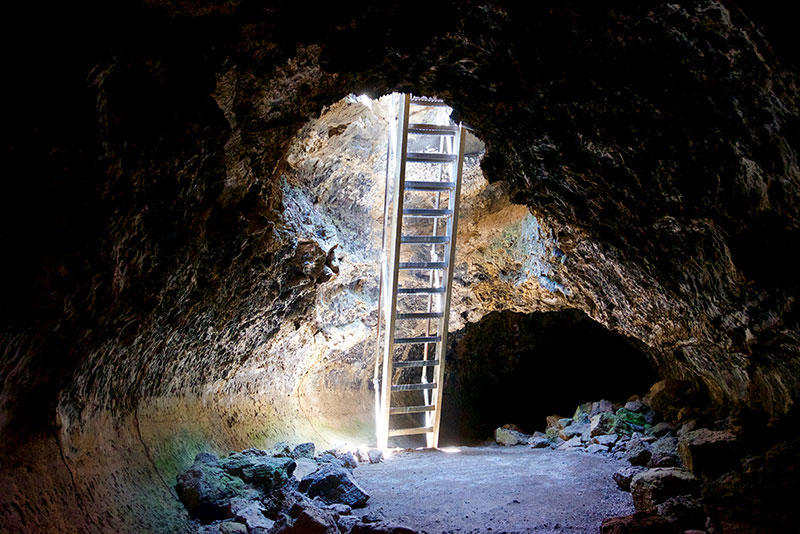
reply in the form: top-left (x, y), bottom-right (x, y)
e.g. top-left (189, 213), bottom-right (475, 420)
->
top-left (1, 1), bottom-right (799, 532)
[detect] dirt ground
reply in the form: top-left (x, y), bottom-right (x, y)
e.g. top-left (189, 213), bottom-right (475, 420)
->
top-left (353, 445), bottom-right (634, 534)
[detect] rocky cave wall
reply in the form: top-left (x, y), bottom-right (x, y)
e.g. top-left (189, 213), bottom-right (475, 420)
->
top-left (2, 1), bottom-right (799, 533)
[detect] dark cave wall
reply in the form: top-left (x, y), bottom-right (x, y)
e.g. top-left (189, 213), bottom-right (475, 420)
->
top-left (1, 1), bottom-right (799, 532)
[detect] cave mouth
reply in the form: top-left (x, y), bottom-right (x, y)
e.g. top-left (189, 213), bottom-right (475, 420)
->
top-left (284, 93), bottom-right (656, 450)
top-left (439, 309), bottom-right (658, 446)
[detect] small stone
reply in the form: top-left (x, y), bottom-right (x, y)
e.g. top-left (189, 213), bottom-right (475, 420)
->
top-left (367, 449), bottom-right (384, 464)
top-left (495, 426), bottom-right (530, 446)
top-left (613, 465), bottom-right (646, 492)
top-left (299, 464), bottom-right (370, 508)
top-left (292, 442), bottom-right (316, 459)
top-left (586, 444), bottom-right (608, 454)
top-left (630, 468), bottom-right (701, 513)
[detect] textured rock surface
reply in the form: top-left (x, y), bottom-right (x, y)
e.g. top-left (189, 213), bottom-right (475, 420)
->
top-left (2, 1), bottom-right (800, 532)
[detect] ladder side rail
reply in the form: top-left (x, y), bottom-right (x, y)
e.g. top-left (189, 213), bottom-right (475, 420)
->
top-left (431, 124), bottom-right (467, 448)
top-left (378, 93), bottom-right (411, 449)
top-left (373, 95), bottom-right (399, 423)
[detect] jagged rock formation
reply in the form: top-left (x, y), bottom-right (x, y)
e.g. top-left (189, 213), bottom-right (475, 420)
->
top-left (2, 1), bottom-right (799, 532)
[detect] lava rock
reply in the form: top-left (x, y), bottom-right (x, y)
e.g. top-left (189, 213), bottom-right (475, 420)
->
top-left (285, 506), bottom-right (338, 534)
top-left (623, 436), bottom-right (652, 466)
top-left (613, 465), bottom-right (646, 492)
top-left (558, 436), bottom-right (583, 450)
top-left (587, 443), bottom-right (609, 454)
top-left (616, 407), bottom-right (646, 427)
top-left (367, 449), bottom-right (384, 464)
top-left (222, 449), bottom-right (296, 491)
top-left (624, 400), bottom-right (644, 412)
top-left (573, 402), bottom-right (593, 423)
top-left (655, 495), bottom-right (706, 530)
top-left (220, 522), bottom-right (248, 534)
top-left (600, 512), bottom-right (675, 534)
top-left (644, 380), bottom-right (693, 420)
top-left (590, 412), bottom-right (617, 436)
top-left (299, 464), bottom-right (370, 508)
top-left (495, 425), bottom-right (530, 446)
top-left (648, 422), bottom-right (675, 438)
top-left (176, 453), bottom-right (250, 522)
top-left (559, 422), bottom-right (589, 441)
top-left (630, 468), bottom-right (701, 513)
top-left (318, 450), bottom-right (359, 470)
top-left (678, 428), bottom-right (739, 476)
top-left (292, 442), bottom-right (316, 459)
top-left (648, 436), bottom-right (681, 468)
top-left (593, 434), bottom-right (619, 447)
top-left (229, 498), bottom-right (274, 531)
top-left (272, 442), bottom-right (294, 457)
top-left (528, 432), bottom-right (551, 448)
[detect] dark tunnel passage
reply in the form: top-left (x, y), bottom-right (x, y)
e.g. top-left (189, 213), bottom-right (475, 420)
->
top-left (440, 310), bottom-right (658, 445)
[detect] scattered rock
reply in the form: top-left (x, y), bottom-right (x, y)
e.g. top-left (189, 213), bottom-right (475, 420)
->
top-left (587, 443), bottom-right (608, 454)
top-left (355, 448), bottom-right (370, 464)
top-left (349, 523), bottom-right (418, 534)
top-left (594, 434), bottom-right (619, 447)
top-left (292, 442), bottom-right (316, 459)
top-left (299, 464), bottom-right (370, 508)
top-left (678, 428), bottom-right (738, 476)
top-left (648, 437), bottom-right (680, 468)
top-left (591, 412), bottom-right (617, 436)
top-left (600, 512), bottom-right (674, 534)
top-left (326, 503), bottom-right (352, 516)
top-left (558, 436), bottom-right (583, 450)
top-left (559, 422), bottom-right (589, 441)
top-left (630, 468), bottom-right (700, 513)
top-left (220, 522), bottom-right (248, 534)
top-left (613, 465), bottom-right (646, 492)
top-left (318, 450), bottom-right (359, 470)
top-left (574, 402), bottom-right (593, 423)
top-left (272, 442), bottom-right (294, 457)
top-left (648, 422), bottom-right (675, 438)
top-left (644, 379), bottom-right (693, 420)
top-left (229, 498), bottom-right (274, 531)
top-left (624, 400), bottom-right (644, 412)
top-left (294, 458), bottom-right (320, 480)
top-left (616, 407), bottom-right (646, 428)
top-left (337, 515), bottom-right (360, 533)
top-left (655, 495), bottom-right (706, 530)
top-left (623, 437), bottom-right (652, 466)
top-left (528, 434), bottom-right (551, 448)
top-left (177, 453), bottom-right (250, 522)
top-left (495, 425), bottom-right (530, 446)
top-left (591, 399), bottom-right (614, 415)
top-left (287, 506), bottom-right (339, 534)
top-left (361, 512), bottom-right (382, 523)
top-left (222, 450), bottom-right (296, 491)
top-left (367, 449), bottom-right (384, 464)
top-left (558, 417), bottom-right (573, 429)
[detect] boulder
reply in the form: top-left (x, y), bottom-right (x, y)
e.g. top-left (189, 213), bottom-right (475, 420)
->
top-left (624, 400), bottom-right (644, 412)
top-left (559, 422), bottom-right (589, 441)
top-left (222, 450), bottom-right (296, 491)
top-left (286, 506), bottom-right (339, 534)
top-left (678, 428), bottom-right (738, 476)
top-left (326, 503), bottom-right (352, 516)
top-left (591, 399), bottom-right (614, 416)
top-left (613, 465), bottom-right (646, 492)
top-left (294, 458), bottom-right (320, 481)
top-left (649, 422), bottom-right (675, 438)
top-left (177, 453), bottom-right (250, 522)
top-left (220, 522), bottom-right (248, 534)
top-left (545, 415), bottom-right (566, 432)
top-left (272, 442), bottom-right (294, 457)
top-left (299, 464), bottom-right (370, 508)
top-left (318, 450), bottom-right (359, 470)
top-left (630, 468), bottom-right (701, 513)
top-left (593, 434), bottom-right (619, 447)
top-left (528, 434), bottom-right (551, 448)
top-left (292, 443), bottom-right (316, 459)
top-left (573, 402), bottom-right (593, 423)
top-left (616, 408), bottom-right (646, 427)
top-left (587, 443), bottom-right (608, 454)
top-left (623, 437), bottom-right (652, 466)
top-left (648, 436), bottom-right (680, 468)
top-left (557, 436), bottom-right (583, 450)
top-left (229, 498), bottom-right (274, 531)
top-left (367, 449), bottom-right (384, 464)
top-left (495, 425), bottom-right (530, 446)
top-left (590, 412), bottom-right (617, 436)
top-left (655, 495), bottom-right (706, 530)
top-left (600, 512), bottom-right (675, 534)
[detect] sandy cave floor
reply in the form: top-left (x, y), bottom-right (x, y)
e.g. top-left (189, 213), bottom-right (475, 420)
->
top-left (351, 445), bottom-right (634, 534)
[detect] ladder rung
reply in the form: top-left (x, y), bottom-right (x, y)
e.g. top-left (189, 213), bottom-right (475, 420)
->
top-left (410, 96), bottom-right (447, 107)
top-left (403, 208), bottom-right (452, 217)
top-left (394, 336), bottom-right (441, 344)
top-left (394, 359), bottom-right (440, 368)
top-left (408, 123), bottom-right (458, 135)
top-left (390, 405), bottom-right (436, 414)
top-left (398, 262), bottom-right (447, 270)
top-left (392, 383), bottom-right (438, 391)
top-left (404, 180), bottom-right (456, 191)
top-left (397, 312), bottom-right (444, 320)
top-left (388, 426), bottom-right (435, 436)
top-left (401, 235), bottom-right (450, 244)
top-left (407, 153), bottom-right (458, 163)
top-left (398, 286), bottom-right (446, 294)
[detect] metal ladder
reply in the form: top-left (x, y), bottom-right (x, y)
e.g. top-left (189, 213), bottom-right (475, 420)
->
top-left (374, 94), bottom-right (466, 449)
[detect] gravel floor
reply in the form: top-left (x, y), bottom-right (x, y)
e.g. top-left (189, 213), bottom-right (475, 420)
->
top-left (353, 444), bottom-right (634, 534)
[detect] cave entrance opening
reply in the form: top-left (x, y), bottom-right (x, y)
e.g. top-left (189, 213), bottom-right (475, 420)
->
top-left (373, 94), bottom-right (468, 450)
